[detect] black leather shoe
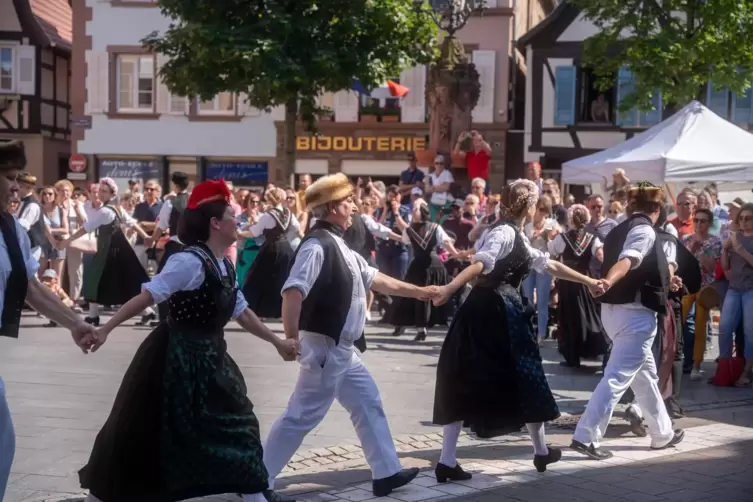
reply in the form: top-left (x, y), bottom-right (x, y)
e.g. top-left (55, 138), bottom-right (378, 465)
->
top-left (651, 429), bottom-right (685, 450)
top-left (570, 440), bottom-right (613, 460)
top-left (625, 405), bottom-right (648, 437)
top-left (435, 462), bottom-right (472, 483)
top-left (414, 331), bottom-right (427, 342)
top-left (533, 446), bottom-right (562, 472)
top-left (263, 490), bottom-right (297, 502)
top-left (136, 312), bottom-right (156, 326)
top-left (373, 467), bottom-right (419, 497)
top-left (84, 316), bottom-right (100, 327)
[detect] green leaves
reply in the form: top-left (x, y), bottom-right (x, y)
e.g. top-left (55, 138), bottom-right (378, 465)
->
top-left (571, 0), bottom-right (753, 114)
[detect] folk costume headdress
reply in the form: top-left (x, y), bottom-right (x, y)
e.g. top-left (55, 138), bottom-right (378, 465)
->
top-left (627, 181), bottom-right (664, 205)
top-left (187, 179), bottom-right (233, 209)
top-left (304, 173), bottom-right (354, 211)
top-left (99, 177), bottom-right (118, 196)
top-left (17, 172), bottom-right (36, 186)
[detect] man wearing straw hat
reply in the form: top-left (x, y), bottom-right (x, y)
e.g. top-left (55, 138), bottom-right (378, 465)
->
top-left (0, 141), bottom-right (98, 500)
top-left (263, 173), bottom-right (441, 501)
top-left (571, 182), bottom-right (685, 460)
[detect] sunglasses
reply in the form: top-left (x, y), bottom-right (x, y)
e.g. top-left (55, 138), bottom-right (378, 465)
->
top-left (543, 190), bottom-right (553, 194)
top-left (608, 209), bottom-right (619, 214)
top-left (286, 196), bottom-right (296, 201)
top-left (145, 187), bottom-right (157, 192)
top-left (693, 218), bottom-right (709, 224)
top-left (590, 205), bottom-right (604, 210)
top-left (677, 202), bottom-right (693, 207)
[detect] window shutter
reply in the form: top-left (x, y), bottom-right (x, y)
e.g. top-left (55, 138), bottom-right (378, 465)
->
top-left (553, 66), bottom-right (577, 126)
top-left (16, 45), bottom-right (36, 95)
top-left (156, 54), bottom-right (169, 114)
top-left (238, 92), bottom-right (260, 116)
top-left (85, 51), bottom-right (109, 114)
top-left (731, 88), bottom-right (752, 124)
top-left (317, 92), bottom-right (335, 114)
top-left (334, 90), bottom-right (359, 122)
top-left (706, 82), bottom-right (729, 118)
top-left (400, 65), bottom-right (426, 123)
top-left (616, 67), bottom-right (637, 126)
top-left (639, 91), bottom-right (662, 126)
top-left (485, 0), bottom-right (498, 5)
top-left (472, 50), bottom-right (496, 124)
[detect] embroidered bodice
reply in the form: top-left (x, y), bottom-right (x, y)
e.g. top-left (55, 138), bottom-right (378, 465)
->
top-left (263, 207), bottom-right (292, 242)
top-left (476, 223), bottom-right (532, 290)
top-left (561, 229), bottom-right (595, 273)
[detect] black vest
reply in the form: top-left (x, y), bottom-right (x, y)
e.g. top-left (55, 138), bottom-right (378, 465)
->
top-left (169, 192), bottom-right (189, 236)
top-left (343, 213), bottom-right (375, 259)
top-left (0, 213), bottom-right (29, 338)
top-left (295, 221), bottom-right (353, 344)
top-left (600, 213), bottom-right (669, 314)
top-left (19, 195), bottom-right (45, 249)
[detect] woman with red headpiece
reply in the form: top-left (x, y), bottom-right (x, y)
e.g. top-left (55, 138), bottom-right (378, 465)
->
top-left (77, 180), bottom-right (299, 502)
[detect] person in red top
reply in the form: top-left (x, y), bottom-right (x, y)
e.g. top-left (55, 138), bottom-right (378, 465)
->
top-left (454, 130), bottom-right (491, 193)
top-left (669, 189), bottom-right (697, 239)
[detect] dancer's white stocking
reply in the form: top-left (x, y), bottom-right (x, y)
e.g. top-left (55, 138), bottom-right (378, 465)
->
top-left (242, 493), bottom-right (267, 502)
top-left (526, 422), bottom-right (549, 456)
top-left (439, 421), bottom-right (463, 467)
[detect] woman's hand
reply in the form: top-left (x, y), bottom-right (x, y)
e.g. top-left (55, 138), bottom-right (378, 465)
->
top-left (90, 326), bottom-right (110, 353)
top-left (275, 338), bottom-right (300, 361)
top-left (432, 285), bottom-right (454, 306)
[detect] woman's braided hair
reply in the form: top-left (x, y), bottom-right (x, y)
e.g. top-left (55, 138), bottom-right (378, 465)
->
top-left (500, 179), bottom-right (539, 219)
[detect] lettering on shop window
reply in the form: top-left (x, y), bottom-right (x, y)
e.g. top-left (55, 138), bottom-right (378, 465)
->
top-left (296, 136), bottom-right (426, 152)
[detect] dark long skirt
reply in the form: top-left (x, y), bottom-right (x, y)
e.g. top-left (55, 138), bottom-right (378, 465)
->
top-left (557, 281), bottom-right (608, 367)
top-left (433, 285), bottom-right (560, 438)
top-left (382, 256), bottom-right (450, 328)
top-left (79, 325), bottom-right (268, 502)
top-left (242, 239), bottom-right (294, 318)
top-left (83, 230), bottom-right (149, 306)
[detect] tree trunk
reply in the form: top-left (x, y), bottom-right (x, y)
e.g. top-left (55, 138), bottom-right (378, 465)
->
top-left (281, 97), bottom-right (298, 185)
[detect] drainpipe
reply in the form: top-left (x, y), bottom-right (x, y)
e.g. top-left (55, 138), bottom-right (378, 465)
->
top-left (509, 0), bottom-right (519, 131)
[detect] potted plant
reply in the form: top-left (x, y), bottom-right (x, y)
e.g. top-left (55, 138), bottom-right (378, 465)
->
top-left (359, 104), bottom-right (380, 123)
top-left (381, 107), bottom-right (400, 123)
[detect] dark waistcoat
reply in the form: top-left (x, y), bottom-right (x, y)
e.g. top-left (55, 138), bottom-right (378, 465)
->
top-left (18, 195), bottom-right (45, 249)
top-left (168, 192), bottom-right (189, 237)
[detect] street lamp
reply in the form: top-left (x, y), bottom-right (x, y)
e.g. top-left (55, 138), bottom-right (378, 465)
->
top-left (416, 0), bottom-right (486, 38)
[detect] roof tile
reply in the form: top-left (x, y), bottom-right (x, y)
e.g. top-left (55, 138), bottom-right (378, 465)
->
top-left (29, 0), bottom-right (72, 51)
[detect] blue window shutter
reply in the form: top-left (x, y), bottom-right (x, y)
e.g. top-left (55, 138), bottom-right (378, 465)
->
top-left (554, 66), bottom-right (577, 126)
top-left (706, 82), bottom-right (729, 118)
top-left (732, 88), bottom-right (752, 124)
top-left (639, 91), bottom-right (662, 126)
top-left (616, 67), bottom-right (637, 126)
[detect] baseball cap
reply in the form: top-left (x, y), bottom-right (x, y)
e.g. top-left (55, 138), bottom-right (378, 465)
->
top-left (411, 187), bottom-right (423, 196)
top-left (42, 269), bottom-right (57, 279)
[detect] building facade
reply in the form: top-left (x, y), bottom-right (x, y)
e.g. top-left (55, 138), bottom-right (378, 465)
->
top-left (72, 0), bottom-right (553, 191)
top-left (1, 0), bottom-right (72, 184)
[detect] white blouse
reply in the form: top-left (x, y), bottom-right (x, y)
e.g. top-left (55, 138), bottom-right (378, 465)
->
top-left (83, 205), bottom-right (138, 233)
top-left (472, 224), bottom-right (549, 275)
top-left (400, 224), bottom-right (452, 246)
top-left (248, 206), bottom-right (300, 239)
top-left (548, 233), bottom-right (603, 258)
top-left (143, 251), bottom-right (248, 319)
top-left (361, 214), bottom-right (392, 240)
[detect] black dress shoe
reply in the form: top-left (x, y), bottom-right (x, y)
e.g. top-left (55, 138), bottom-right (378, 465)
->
top-left (533, 446), bottom-right (562, 472)
top-left (435, 462), bottom-right (472, 483)
top-left (570, 440), bottom-right (613, 460)
top-left (414, 331), bottom-right (427, 342)
top-left (373, 467), bottom-right (419, 497)
top-left (263, 490), bottom-right (297, 502)
top-left (651, 429), bottom-right (685, 450)
top-left (625, 405), bottom-right (648, 437)
top-left (84, 316), bottom-right (100, 327)
top-left (136, 312), bottom-right (156, 326)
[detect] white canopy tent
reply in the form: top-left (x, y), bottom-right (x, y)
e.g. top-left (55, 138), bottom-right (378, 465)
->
top-left (562, 101), bottom-right (753, 184)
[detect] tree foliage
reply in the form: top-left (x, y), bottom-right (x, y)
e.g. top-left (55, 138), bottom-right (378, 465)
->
top-left (571, 0), bottom-right (753, 114)
top-left (143, 0), bottom-right (438, 181)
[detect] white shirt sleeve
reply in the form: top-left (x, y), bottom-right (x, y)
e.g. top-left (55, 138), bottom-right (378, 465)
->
top-left (282, 238), bottom-right (324, 298)
top-left (83, 207), bottom-right (116, 233)
top-left (17, 202), bottom-right (41, 232)
top-left (121, 210), bottom-right (138, 228)
top-left (592, 237), bottom-right (604, 255)
top-left (521, 234), bottom-right (550, 273)
top-left (361, 214), bottom-right (392, 240)
top-left (472, 225), bottom-right (515, 274)
top-left (155, 200), bottom-right (173, 231)
top-left (400, 228), bottom-right (411, 245)
top-left (435, 224), bottom-right (452, 245)
top-left (619, 225), bottom-right (656, 269)
top-left (289, 214), bottom-right (301, 234)
top-left (663, 238), bottom-right (678, 269)
top-left (14, 218), bottom-right (39, 279)
top-left (353, 251), bottom-right (378, 291)
top-left (249, 212), bottom-right (275, 237)
top-left (665, 223), bottom-right (678, 238)
top-left (547, 234), bottom-right (566, 258)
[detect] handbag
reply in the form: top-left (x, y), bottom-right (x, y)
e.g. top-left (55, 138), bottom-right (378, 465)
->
top-left (69, 233), bottom-right (97, 254)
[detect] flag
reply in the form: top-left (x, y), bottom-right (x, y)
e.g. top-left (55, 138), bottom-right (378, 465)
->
top-left (352, 79), bottom-right (410, 99)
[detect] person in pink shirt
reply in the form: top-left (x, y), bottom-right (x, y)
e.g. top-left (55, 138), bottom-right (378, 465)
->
top-left (225, 181), bottom-right (242, 265)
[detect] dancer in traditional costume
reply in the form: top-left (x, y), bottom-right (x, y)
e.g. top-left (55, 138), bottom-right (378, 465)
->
top-left (383, 198), bottom-right (458, 341)
top-left (241, 187), bottom-right (299, 318)
top-left (428, 180), bottom-right (605, 481)
top-left (0, 141), bottom-right (97, 500)
top-left (548, 204), bottom-right (608, 367)
top-left (263, 173), bottom-right (442, 501)
top-left (78, 180), bottom-right (299, 502)
top-left (571, 183), bottom-right (685, 460)
top-left (59, 178), bottom-right (150, 326)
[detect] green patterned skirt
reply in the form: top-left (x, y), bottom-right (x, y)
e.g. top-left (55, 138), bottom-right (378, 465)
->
top-left (79, 324), bottom-right (269, 502)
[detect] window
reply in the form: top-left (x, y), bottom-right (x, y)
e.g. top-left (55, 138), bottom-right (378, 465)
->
top-left (117, 55), bottom-right (154, 112)
top-left (578, 68), bottom-right (615, 124)
top-left (0, 46), bottom-right (14, 92)
top-left (168, 94), bottom-right (188, 114)
top-left (198, 92), bottom-right (236, 114)
top-left (358, 79), bottom-right (401, 122)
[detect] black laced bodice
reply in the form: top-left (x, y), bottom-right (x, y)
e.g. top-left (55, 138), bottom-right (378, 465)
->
top-left (262, 207), bottom-right (292, 242)
top-left (560, 229), bottom-right (595, 274)
top-left (406, 222), bottom-right (441, 266)
top-left (475, 222), bottom-right (532, 291)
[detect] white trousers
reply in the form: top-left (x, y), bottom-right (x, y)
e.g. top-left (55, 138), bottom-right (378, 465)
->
top-left (0, 377), bottom-right (15, 501)
top-left (573, 304), bottom-right (674, 448)
top-left (66, 248), bottom-right (84, 303)
top-left (263, 333), bottom-right (401, 488)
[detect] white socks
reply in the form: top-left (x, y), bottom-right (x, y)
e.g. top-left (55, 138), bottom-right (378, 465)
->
top-left (88, 302), bottom-right (101, 318)
top-left (439, 421), bottom-right (463, 467)
top-left (242, 493), bottom-right (267, 502)
top-left (526, 422), bottom-right (549, 456)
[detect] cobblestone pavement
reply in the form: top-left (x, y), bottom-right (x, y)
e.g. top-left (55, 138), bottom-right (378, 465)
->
top-left (3, 314), bottom-right (753, 501)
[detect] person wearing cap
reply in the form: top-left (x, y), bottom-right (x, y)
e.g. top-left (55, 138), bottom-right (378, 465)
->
top-left (78, 179), bottom-right (298, 502)
top-left (14, 172), bottom-right (44, 263)
top-left (58, 177), bottom-right (150, 326)
top-left (0, 140), bottom-right (98, 501)
top-left (263, 173), bottom-right (443, 500)
top-left (410, 186), bottom-right (423, 207)
top-left (398, 151), bottom-right (425, 206)
top-left (40, 269), bottom-right (76, 313)
top-left (571, 182), bottom-right (685, 460)
top-left (721, 197), bottom-right (745, 242)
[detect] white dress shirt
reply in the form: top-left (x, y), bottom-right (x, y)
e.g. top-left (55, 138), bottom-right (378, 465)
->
top-left (82, 205), bottom-right (137, 234)
top-left (0, 218), bottom-right (39, 317)
top-left (283, 231), bottom-right (377, 344)
top-left (155, 199), bottom-right (183, 243)
top-left (361, 214), bottom-right (392, 240)
top-left (143, 251), bottom-right (248, 319)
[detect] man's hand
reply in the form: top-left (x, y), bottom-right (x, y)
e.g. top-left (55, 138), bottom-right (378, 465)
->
top-left (589, 279), bottom-right (609, 297)
top-left (70, 322), bottom-right (98, 354)
top-left (669, 275), bottom-right (683, 292)
top-left (431, 285), bottom-right (453, 306)
top-left (276, 338), bottom-right (300, 362)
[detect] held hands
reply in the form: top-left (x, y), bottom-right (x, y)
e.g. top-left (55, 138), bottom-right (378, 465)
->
top-left (669, 275), bottom-right (683, 292)
top-left (70, 322), bottom-right (99, 354)
top-left (588, 279), bottom-right (610, 297)
top-left (276, 338), bottom-right (300, 362)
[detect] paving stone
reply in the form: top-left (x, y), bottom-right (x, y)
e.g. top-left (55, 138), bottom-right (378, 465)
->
top-left (327, 447), bottom-right (348, 456)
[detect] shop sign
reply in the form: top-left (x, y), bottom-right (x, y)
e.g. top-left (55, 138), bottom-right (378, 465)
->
top-left (99, 159), bottom-right (163, 194)
top-left (205, 161), bottom-right (268, 184)
top-left (296, 136), bottom-right (426, 153)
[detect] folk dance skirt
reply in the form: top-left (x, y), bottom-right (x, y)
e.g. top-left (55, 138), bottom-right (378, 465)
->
top-left (382, 256), bottom-right (450, 328)
top-left (83, 230), bottom-right (149, 306)
top-left (557, 280), bottom-right (608, 366)
top-left (242, 239), bottom-right (294, 318)
top-left (433, 285), bottom-right (560, 438)
top-left (79, 324), bottom-right (268, 502)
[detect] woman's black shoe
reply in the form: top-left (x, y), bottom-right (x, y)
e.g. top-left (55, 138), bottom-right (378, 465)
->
top-left (435, 462), bottom-right (472, 483)
top-left (136, 312), bottom-right (156, 326)
top-left (84, 316), bottom-right (100, 327)
top-left (414, 331), bottom-right (427, 341)
top-left (533, 446), bottom-right (562, 472)
top-left (392, 327), bottom-right (404, 337)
